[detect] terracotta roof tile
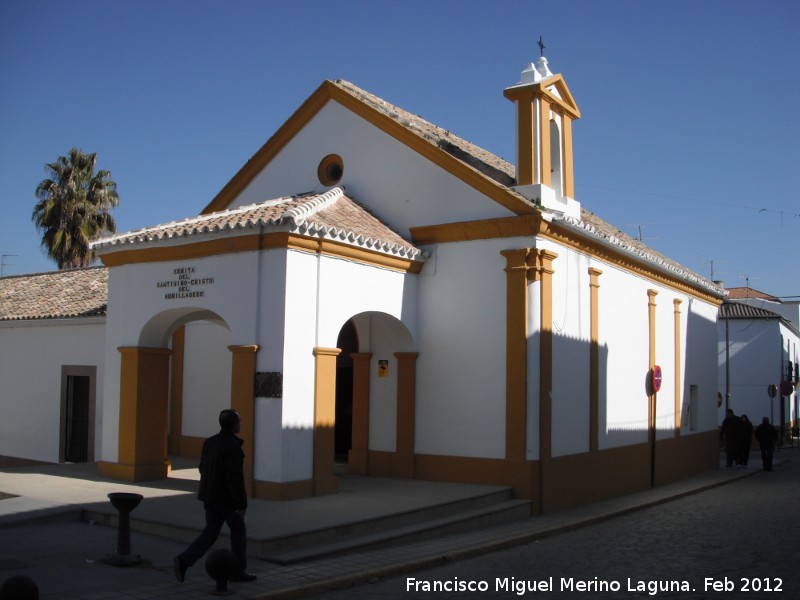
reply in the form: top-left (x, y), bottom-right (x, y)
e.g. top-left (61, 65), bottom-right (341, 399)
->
top-left (92, 188), bottom-right (422, 261)
top-left (725, 287), bottom-right (779, 301)
top-left (0, 267), bottom-right (107, 321)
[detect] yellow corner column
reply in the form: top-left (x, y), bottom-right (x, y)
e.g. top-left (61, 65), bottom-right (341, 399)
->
top-left (501, 249), bottom-right (531, 461)
top-left (228, 344), bottom-right (259, 498)
top-left (313, 347), bottom-right (342, 496)
top-left (647, 290), bottom-right (658, 487)
top-left (101, 347), bottom-right (171, 481)
top-left (535, 250), bottom-right (558, 513)
top-left (536, 250), bottom-right (557, 477)
top-left (348, 352), bottom-right (372, 475)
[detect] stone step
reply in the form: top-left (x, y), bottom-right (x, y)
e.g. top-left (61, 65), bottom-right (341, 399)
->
top-left (261, 497), bottom-right (532, 564)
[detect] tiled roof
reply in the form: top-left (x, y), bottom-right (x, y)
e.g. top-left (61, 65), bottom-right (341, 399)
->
top-left (719, 302), bottom-right (781, 320)
top-left (92, 188), bottom-right (423, 261)
top-left (331, 80), bottom-right (723, 298)
top-left (725, 287), bottom-right (779, 302)
top-left (332, 80), bottom-right (516, 188)
top-left (0, 266), bottom-right (107, 321)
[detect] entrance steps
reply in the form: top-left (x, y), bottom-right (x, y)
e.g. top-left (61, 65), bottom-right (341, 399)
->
top-left (80, 475), bottom-right (531, 566)
top-left (259, 487), bottom-right (531, 564)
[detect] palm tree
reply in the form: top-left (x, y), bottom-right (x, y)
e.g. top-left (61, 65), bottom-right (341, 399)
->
top-left (32, 148), bottom-right (120, 269)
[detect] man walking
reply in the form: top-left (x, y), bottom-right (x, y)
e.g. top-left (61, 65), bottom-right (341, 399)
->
top-left (755, 416), bottom-right (778, 472)
top-left (720, 409), bottom-right (742, 468)
top-left (174, 409), bottom-right (256, 583)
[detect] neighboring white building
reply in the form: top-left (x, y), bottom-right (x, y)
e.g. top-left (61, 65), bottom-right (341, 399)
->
top-left (0, 268), bottom-right (107, 465)
top-left (718, 287), bottom-right (800, 437)
top-left (1, 56), bottom-right (727, 513)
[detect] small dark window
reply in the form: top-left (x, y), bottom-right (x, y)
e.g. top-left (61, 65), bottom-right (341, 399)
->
top-left (318, 154), bottom-right (344, 186)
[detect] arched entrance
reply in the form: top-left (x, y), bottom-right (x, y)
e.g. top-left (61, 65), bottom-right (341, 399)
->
top-left (99, 308), bottom-right (258, 495)
top-left (335, 319), bottom-right (358, 463)
top-left (330, 312), bottom-right (416, 480)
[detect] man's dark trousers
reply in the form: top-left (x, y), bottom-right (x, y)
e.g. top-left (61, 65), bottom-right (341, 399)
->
top-left (178, 503), bottom-right (247, 569)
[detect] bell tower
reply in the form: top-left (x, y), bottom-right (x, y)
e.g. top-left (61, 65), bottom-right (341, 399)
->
top-left (504, 50), bottom-right (581, 219)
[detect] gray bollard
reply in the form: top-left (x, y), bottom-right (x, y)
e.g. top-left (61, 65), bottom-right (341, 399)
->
top-left (205, 548), bottom-right (238, 595)
top-left (105, 492), bottom-right (143, 566)
top-left (0, 575), bottom-right (39, 599)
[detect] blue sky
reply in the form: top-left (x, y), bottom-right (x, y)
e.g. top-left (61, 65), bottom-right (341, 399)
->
top-left (1, 0), bottom-right (798, 297)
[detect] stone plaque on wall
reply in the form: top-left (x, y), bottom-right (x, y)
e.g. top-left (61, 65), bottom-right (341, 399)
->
top-left (254, 372), bottom-right (282, 398)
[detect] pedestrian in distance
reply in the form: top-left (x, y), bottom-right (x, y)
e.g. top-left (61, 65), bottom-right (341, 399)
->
top-left (720, 408), bottom-right (742, 468)
top-left (174, 409), bottom-right (256, 583)
top-left (754, 417), bottom-right (778, 472)
top-left (738, 414), bottom-right (753, 466)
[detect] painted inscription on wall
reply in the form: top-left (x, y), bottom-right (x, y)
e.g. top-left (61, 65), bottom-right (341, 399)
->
top-left (157, 266), bottom-right (214, 300)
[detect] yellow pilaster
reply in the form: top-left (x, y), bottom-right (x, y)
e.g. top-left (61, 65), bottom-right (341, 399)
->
top-left (516, 97), bottom-right (536, 186)
top-left (313, 347), bottom-right (341, 496)
top-left (501, 249), bottom-right (530, 461)
top-left (228, 344), bottom-right (259, 497)
top-left (647, 290), bottom-right (658, 487)
top-left (100, 347), bottom-right (171, 482)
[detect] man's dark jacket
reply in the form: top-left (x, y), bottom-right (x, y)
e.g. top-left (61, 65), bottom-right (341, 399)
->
top-left (197, 429), bottom-right (247, 510)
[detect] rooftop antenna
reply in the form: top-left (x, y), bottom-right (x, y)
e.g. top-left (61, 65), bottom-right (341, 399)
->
top-left (701, 257), bottom-right (729, 282)
top-left (740, 274), bottom-right (760, 296)
top-left (1, 254), bottom-right (17, 277)
top-left (624, 223), bottom-right (658, 243)
top-left (538, 35), bottom-right (546, 56)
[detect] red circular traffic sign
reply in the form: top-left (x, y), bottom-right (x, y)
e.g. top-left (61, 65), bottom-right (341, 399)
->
top-left (652, 365), bottom-right (663, 393)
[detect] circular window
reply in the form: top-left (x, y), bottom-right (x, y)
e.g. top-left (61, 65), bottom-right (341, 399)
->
top-left (317, 154), bottom-right (343, 186)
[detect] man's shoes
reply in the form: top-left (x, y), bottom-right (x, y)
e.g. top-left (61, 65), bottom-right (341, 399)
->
top-left (230, 571), bottom-right (257, 582)
top-left (173, 556), bottom-right (188, 583)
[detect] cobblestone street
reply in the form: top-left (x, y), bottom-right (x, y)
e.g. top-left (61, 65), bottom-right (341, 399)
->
top-left (313, 450), bottom-right (799, 599)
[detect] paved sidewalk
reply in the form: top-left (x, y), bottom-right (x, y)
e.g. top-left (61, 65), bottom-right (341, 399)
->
top-left (0, 452), bottom-right (785, 599)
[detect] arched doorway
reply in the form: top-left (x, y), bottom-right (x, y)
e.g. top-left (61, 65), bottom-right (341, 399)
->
top-left (335, 319), bottom-right (358, 463)
top-left (329, 312), bottom-right (416, 479)
top-left (99, 307), bottom-right (258, 493)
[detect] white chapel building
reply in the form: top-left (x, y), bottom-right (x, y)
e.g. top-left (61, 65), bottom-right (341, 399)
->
top-left (0, 56), bottom-right (726, 513)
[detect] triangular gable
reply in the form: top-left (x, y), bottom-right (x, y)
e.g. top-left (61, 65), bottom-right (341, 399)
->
top-left (504, 73), bottom-right (581, 121)
top-left (541, 74), bottom-right (581, 120)
top-left (202, 80), bottom-right (535, 217)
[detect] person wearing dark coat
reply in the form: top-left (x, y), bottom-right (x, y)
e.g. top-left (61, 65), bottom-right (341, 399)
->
top-left (174, 409), bottom-right (256, 583)
top-left (755, 417), bottom-right (778, 471)
top-left (720, 409), bottom-right (742, 468)
top-left (739, 414), bottom-right (753, 466)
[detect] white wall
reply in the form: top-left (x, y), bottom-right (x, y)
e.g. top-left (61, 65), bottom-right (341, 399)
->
top-left (0, 319), bottom-right (105, 463)
top-left (718, 317), bottom-right (798, 428)
top-left (231, 102), bottom-right (514, 237)
top-left (415, 238), bottom-right (512, 459)
top-left (547, 243), bottom-right (592, 457)
top-left (181, 320), bottom-right (232, 438)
